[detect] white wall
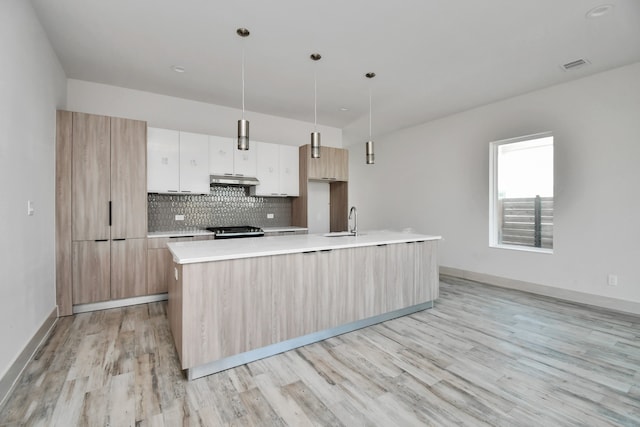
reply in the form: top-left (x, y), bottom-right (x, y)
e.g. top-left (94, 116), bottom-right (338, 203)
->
top-left (0, 1), bottom-right (67, 378)
top-left (66, 79), bottom-right (343, 148)
top-left (346, 62), bottom-right (640, 304)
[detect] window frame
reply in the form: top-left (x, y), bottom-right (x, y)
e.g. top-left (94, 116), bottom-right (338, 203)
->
top-left (489, 131), bottom-right (554, 254)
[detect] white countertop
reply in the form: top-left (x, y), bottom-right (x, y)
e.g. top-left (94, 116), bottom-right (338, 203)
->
top-left (168, 230), bottom-right (441, 264)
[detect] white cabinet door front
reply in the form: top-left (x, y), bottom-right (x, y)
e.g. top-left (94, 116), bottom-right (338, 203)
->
top-left (253, 142), bottom-right (280, 196)
top-left (147, 127), bottom-right (180, 193)
top-left (179, 131), bottom-right (210, 194)
top-left (234, 144), bottom-right (257, 177)
top-left (208, 135), bottom-right (234, 175)
top-left (279, 145), bottom-right (299, 196)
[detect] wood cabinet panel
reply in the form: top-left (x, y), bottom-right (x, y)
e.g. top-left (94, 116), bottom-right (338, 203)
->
top-left (385, 243), bottom-right (416, 311)
top-left (180, 257), bottom-right (272, 367)
top-left (349, 245), bottom-right (387, 319)
top-left (110, 118), bottom-right (147, 239)
top-left (414, 240), bottom-right (439, 302)
top-left (111, 238), bottom-right (147, 300)
top-left (272, 253), bottom-right (310, 342)
top-left (168, 263), bottom-right (183, 363)
top-left (72, 240), bottom-right (110, 304)
top-left (56, 111), bottom-right (73, 316)
top-left (72, 113), bottom-right (111, 241)
top-left (147, 248), bottom-right (172, 294)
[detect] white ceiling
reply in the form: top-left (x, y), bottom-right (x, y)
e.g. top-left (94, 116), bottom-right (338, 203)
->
top-left (31, 0), bottom-right (640, 137)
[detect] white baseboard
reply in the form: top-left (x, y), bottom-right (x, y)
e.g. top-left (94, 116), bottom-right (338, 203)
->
top-left (440, 266), bottom-right (640, 316)
top-left (0, 307), bottom-right (58, 408)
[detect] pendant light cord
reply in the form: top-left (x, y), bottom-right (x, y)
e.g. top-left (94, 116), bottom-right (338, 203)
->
top-left (314, 68), bottom-right (318, 131)
top-left (241, 41), bottom-right (246, 119)
top-left (369, 88), bottom-right (372, 140)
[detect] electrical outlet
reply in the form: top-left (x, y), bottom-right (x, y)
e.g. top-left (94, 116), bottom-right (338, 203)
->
top-left (27, 200), bottom-right (34, 216)
top-left (267, 213), bottom-right (274, 219)
top-left (607, 274), bottom-right (618, 286)
top-left (175, 214), bottom-right (185, 221)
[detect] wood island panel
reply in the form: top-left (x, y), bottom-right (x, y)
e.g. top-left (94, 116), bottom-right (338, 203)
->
top-left (169, 239), bottom-right (439, 375)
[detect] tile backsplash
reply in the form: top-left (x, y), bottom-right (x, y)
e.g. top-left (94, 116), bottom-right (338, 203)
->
top-left (148, 186), bottom-right (292, 232)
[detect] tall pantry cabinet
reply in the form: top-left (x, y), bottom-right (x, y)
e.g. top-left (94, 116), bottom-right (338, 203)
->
top-left (56, 111), bottom-right (147, 316)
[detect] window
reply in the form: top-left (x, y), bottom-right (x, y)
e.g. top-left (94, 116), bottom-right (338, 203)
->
top-left (489, 132), bottom-right (553, 252)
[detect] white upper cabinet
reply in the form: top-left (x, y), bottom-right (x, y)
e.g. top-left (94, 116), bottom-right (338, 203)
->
top-left (147, 127), bottom-right (180, 193)
top-left (179, 131), bottom-right (210, 194)
top-left (148, 128), bottom-right (210, 194)
top-left (234, 144), bottom-right (257, 177)
top-left (209, 135), bottom-right (257, 177)
top-left (208, 135), bottom-right (234, 175)
top-left (279, 145), bottom-right (299, 197)
top-left (251, 142), bottom-right (299, 197)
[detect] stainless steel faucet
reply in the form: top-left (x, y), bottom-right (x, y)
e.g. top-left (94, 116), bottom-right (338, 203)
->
top-left (349, 206), bottom-right (358, 235)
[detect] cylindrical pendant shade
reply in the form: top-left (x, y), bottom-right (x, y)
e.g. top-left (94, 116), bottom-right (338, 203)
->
top-left (238, 119), bottom-right (249, 150)
top-left (311, 132), bottom-right (321, 158)
top-left (366, 140), bottom-right (375, 164)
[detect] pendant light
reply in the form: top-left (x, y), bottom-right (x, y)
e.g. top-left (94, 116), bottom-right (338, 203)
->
top-left (237, 28), bottom-right (250, 150)
top-left (310, 53), bottom-right (322, 158)
top-left (365, 72), bottom-right (376, 164)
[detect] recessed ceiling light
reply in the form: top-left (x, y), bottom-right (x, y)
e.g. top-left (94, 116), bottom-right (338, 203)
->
top-left (586, 4), bottom-right (613, 18)
top-left (172, 65), bottom-right (186, 73)
top-left (339, 107), bottom-right (349, 111)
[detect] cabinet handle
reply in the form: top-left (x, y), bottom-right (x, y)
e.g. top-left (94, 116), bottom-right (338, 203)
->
top-left (224, 173), bottom-right (233, 176)
top-left (320, 249), bottom-right (333, 252)
top-left (94, 239), bottom-right (108, 242)
top-left (235, 173), bottom-right (244, 177)
top-left (168, 190), bottom-right (178, 193)
top-left (302, 250), bottom-right (316, 254)
top-left (377, 244), bottom-right (387, 247)
top-left (112, 238), bottom-right (126, 241)
top-left (170, 235), bottom-right (194, 239)
top-left (108, 201), bottom-right (112, 226)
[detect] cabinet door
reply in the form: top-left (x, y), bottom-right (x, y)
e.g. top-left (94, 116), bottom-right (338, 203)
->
top-left (147, 128), bottom-right (179, 193)
top-left (208, 135), bottom-right (234, 175)
top-left (179, 131), bottom-right (210, 194)
top-left (385, 243), bottom-right (416, 311)
top-left (72, 240), bottom-right (110, 304)
top-left (279, 145), bottom-right (299, 196)
top-left (111, 238), bottom-right (147, 300)
top-left (147, 247), bottom-right (173, 294)
top-left (111, 118), bottom-right (147, 239)
top-left (234, 143), bottom-right (257, 177)
top-left (330, 147), bottom-right (349, 181)
top-left (72, 113), bottom-right (111, 241)
top-left (253, 142), bottom-right (280, 196)
top-left (307, 146), bottom-right (329, 180)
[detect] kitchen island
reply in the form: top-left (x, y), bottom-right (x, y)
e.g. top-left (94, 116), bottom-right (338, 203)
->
top-left (167, 231), bottom-right (441, 380)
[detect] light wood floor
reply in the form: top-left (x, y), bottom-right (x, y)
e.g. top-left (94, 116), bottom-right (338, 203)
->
top-left (1, 277), bottom-right (639, 426)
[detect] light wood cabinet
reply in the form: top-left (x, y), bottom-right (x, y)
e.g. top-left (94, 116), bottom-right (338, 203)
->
top-left (251, 142), bottom-right (299, 197)
top-left (306, 146), bottom-right (348, 181)
top-left (57, 111), bottom-right (148, 313)
top-left (111, 118), bottom-right (148, 239)
top-left (292, 144), bottom-right (349, 231)
top-left (111, 238), bottom-right (147, 300)
top-left (72, 240), bottom-right (110, 305)
top-left (71, 113), bottom-right (111, 241)
top-left (170, 240), bottom-right (438, 372)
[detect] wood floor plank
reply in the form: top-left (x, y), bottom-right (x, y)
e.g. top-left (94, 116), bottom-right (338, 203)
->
top-left (2, 278), bottom-right (639, 426)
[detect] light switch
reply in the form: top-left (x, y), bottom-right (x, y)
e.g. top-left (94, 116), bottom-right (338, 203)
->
top-left (27, 200), bottom-right (34, 216)
top-left (267, 213), bottom-right (274, 219)
top-left (175, 214), bottom-right (185, 221)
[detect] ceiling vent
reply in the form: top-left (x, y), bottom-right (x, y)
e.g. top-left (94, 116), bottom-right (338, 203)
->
top-left (561, 58), bottom-right (591, 71)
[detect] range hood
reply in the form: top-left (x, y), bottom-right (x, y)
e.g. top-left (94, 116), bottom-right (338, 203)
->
top-left (210, 174), bottom-right (260, 187)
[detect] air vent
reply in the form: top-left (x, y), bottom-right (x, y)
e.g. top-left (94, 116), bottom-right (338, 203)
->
top-left (561, 58), bottom-right (590, 71)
